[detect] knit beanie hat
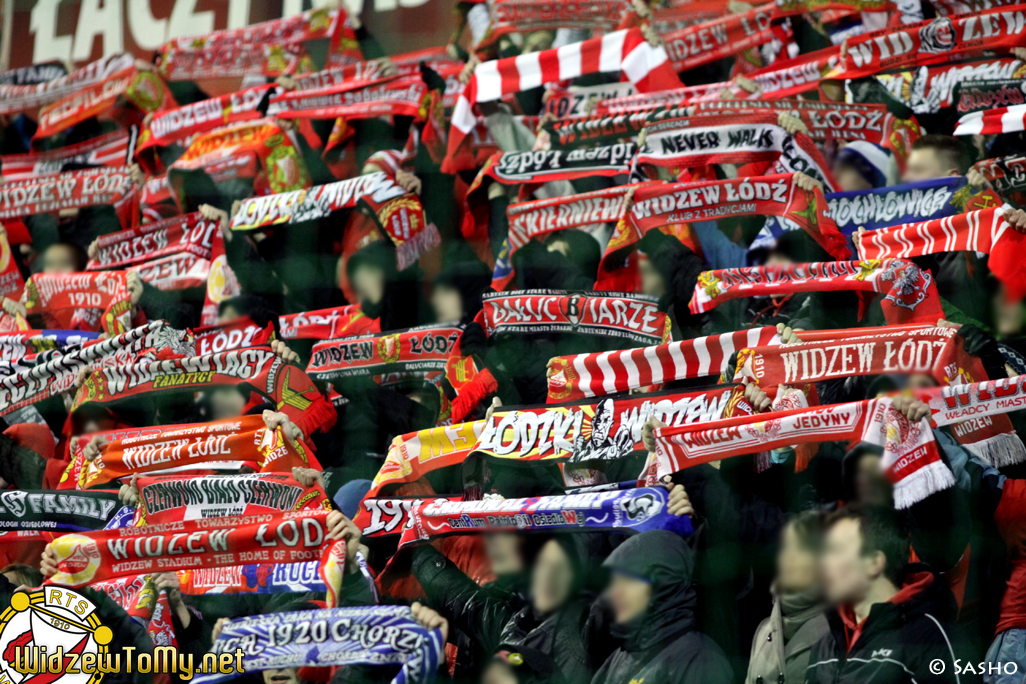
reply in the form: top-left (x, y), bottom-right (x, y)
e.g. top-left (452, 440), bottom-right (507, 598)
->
top-left (835, 141), bottom-right (899, 189)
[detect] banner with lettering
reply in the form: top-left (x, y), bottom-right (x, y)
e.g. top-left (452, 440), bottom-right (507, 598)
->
top-left (193, 606), bottom-right (444, 684)
top-left (480, 290), bottom-right (669, 345)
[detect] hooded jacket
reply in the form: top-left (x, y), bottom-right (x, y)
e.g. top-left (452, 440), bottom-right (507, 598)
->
top-left (591, 530), bottom-right (733, 684)
top-left (805, 567), bottom-right (974, 684)
top-left (745, 584), bottom-right (829, 684)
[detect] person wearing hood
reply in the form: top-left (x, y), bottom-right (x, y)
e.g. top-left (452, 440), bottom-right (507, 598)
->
top-left (807, 503), bottom-right (974, 684)
top-left (591, 529), bottom-right (732, 684)
top-left (746, 511), bottom-right (830, 684)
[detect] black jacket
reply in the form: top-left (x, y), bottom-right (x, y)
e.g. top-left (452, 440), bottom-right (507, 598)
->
top-left (806, 568), bottom-right (977, 684)
top-left (592, 530), bottom-right (733, 684)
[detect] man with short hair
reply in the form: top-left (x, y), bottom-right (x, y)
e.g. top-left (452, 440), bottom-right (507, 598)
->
top-left (904, 134), bottom-right (975, 182)
top-left (806, 504), bottom-right (974, 684)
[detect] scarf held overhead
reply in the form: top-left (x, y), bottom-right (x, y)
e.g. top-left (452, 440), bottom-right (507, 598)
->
top-left (86, 212), bottom-right (218, 271)
top-left (307, 324), bottom-right (462, 382)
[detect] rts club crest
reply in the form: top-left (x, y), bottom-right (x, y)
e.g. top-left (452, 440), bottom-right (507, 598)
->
top-left (0, 587), bottom-right (112, 684)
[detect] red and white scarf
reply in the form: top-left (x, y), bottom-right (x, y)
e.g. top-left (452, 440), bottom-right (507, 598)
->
top-left (0, 166), bottom-right (136, 222)
top-left (0, 131), bottom-right (133, 183)
top-left (660, 3), bottom-right (782, 72)
top-left (307, 324), bottom-right (463, 383)
top-left (689, 259), bottom-right (945, 326)
top-left (744, 45), bottom-right (842, 99)
top-left (479, 290), bottom-right (669, 345)
top-left (856, 208), bottom-right (1026, 300)
top-left (875, 58), bottom-right (1026, 115)
top-left (654, 395), bottom-right (952, 508)
top-left (954, 102), bottom-right (1026, 136)
top-left (86, 212), bottom-right (218, 271)
top-left (481, 0), bottom-right (630, 46)
top-left (201, 231), bottom-right (240, 327)
top-left (23, 272), bottom-right (132, 335)
top-left (130, 252), bottom-right (211, 291)
top-left (279, 306), bottom-right (380, 340)
top-left (0, 53), bottom-right (134, 115)
top-left (547, 326), bottom-right (781, 402)
top-left (444, 27), bottom-right (682, 172)
top-left (596, 82), bottom-right (735, 114)
top-left (268, 75), bottom-right (434, 121)
top-left (192, 317), bottom-right (276, 356)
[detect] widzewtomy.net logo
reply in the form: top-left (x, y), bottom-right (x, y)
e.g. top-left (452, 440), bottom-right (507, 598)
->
top-left (0, 587), bottom-right (245, 683)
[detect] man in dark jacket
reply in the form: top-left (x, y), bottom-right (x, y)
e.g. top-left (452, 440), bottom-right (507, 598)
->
top-left (591, 529), bottom-right (732, 684)
top-left (807, 504), bottom-right (975, 684)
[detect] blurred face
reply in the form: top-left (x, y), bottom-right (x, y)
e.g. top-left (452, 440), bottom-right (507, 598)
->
top-left (607, 572), bottom-right (652, 624)
top-left (639, 258), bottom-right (665, 298)
top-left (42, 244), bottom-right (80, 273)
top-left (832, 163), bottom-right (874, 192)
top-left (431, 284), bottom-right (463, 323)
top-left (903, 148), bottom-right (957, 182)
top-left (262, 669), bottom-right (298, 684)
top-left (218, 304), bottom-right (243, 324)
top-left (484, 534), bottom-right (523, 576)
top-left (994, 286), bottom-right (1025, 336)
top-left (765, 252), bottom-right (793, 268)
top-left (855, 453), bottom-right (892, 505)
top-left (906, 373), bottom-right (938, 390)
top-left (209, 387), bottom-right (247, 419)
top-left (547, 240), bottom-right (569, 258)
top-left (530, 540), bottom-right (574, 615)
top-left (481, 662), bottom-right (519, 684)
top-left (352, 264), bottom-right (386, 305)
top-left (777, 522), bottom-right (820, 593)
top-left (822, 519), bottom-right (876, 605)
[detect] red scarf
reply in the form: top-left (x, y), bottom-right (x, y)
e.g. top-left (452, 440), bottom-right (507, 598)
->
top-left (876, 58), bottom-right (1026, 115)
top-left (268, 72), bottom-right (456, 121)
top-left (744, 45), bottom-right (842, 99)
top-left (23, 272), bottom-right (132, 335)
top-left (0, 131), bottom-right (132, 183)
top-left (86, 212), bottom-right (218, 271)
top-left (655, 395), bottom-right (951, 508)
top-left (0, 233), bottom-right (24, 302)
top-left (661, 3), bottom-right (782, 72)
top-left (79, 414), bottom-right (319, 489)
top-left (481, 0), bottom-right (630, 46)
top-left (130, 253), bottom-right (210, 291)
top-left (135, 472), bottom-right (330, 526)
top-left (596, 82), bottom-right (737, 114)
top-left (547, 326), bottom-right (781, 402)
top-left (360, 187), bottom-right (437, 272)
top-left (192, 317), bottom-right (276, 356)
top-left (0, 166), bottom-right (136, 223)
top-left (45, 509), bottom-right (343, 588)
top-left (279, 306), bottom-right (380, 340)
top-left (856, 208), bottom-right (1026, 300)
top-left (91, 575), bottom-right (179, 651)
top-left (0, 53), bottom-right (134, 115)
top-left (689, 259), bottom-right (945, 326)
top-left (308, 324), bottom-right (464, 383)
top-left (201, 231), bottom-right (241, 326)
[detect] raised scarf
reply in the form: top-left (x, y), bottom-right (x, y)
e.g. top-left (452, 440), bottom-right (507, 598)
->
top-left (192, 606), bottom-right (444, 684)
top-left (135, 472), bottom-right (330, 526)
top-left (360, 185), bottom-right (438, 271)
top-left (0, 166), bottom-right (136, 222)
top-left (193, 317), bottom-right (276, 356)
top-left (480, 290), bottom-right (669, 345)
top-left (168, 119), bottom-right (311, 205)
top-left (279, 305), bottom-right (380, 340)
top-left (0, 53), bottom-right (134, 115)
top-left (473, 385), bottom-right (749, 462)
top-left (732, 326), bottom-right (1026, 466)
top-left (159, 42), bottom-right (312, 81)
top-left (546, 326), bottom-right (781, 402)
top-left (597, 174), bottom-right (849, 289)
top-left (0, 321), bottom-right (187, 415)
top-left (0, 130), bottom-right (133, 183)
top-left (307, 324), bottom-right (464, 382)
top-left (661, 3), bottom-right (782, 72)
top-left (90, 574), bottom-right (179, 650)
top-left (744, 45), bottom-right (842, 99)
top-left (855, 208), bottom-right (1026, 300)
top-left (230, 171), bottom-right (409, 232)
top-left (0, 330), bottom-right (98, 366)
top-left (78, 414), bottom-right (319, 489)
top-left (0, 233), bottom-right (24, 304)
top-left (33, 67), bottom-right (175, 141)
top-left (44, 509), bottom-right (345, 589)
top-left (267, 74), bottom-right (435, 120)
top-left (201, 231), bottom-right (240, 327)
top-left (445, 28), bottom-right (681, 172)
top-left (827, 11), bottom-right (1026, 81)
top-left (23, 272), bottom-right (132, 335)
top-left (136, 84), bottom-right (279, 171)
top-left (972, 154), bottom-right (1026, 204)
top-left (135, 253), bottom-right (211, 292)
top-left (73, 347), bottom-right (336, 436)
top-left (654, 395), bottom-right (952, 508)
top-left (0, 490), bottom-right (121, 541)
top-left (480, 0), bottom-right (630, 46)
top-left (637, 114), bottom-right (837, 190)
top-left (396, 487), bottom-right (693, 550)
top-left (86, 212), bottom-right (218, 271)
top-left (955, 79), bottom-right (1026, 114)
top-left (177, 561), bottom-right (327, 595)
top-left (541, 111), bottom-right (650, 149)
top-left (689, 259), bottom-right (945, 326)
top-left (596, 82), bottom-right (735, 114)
top-left (875, 57), bottom-right (1026, 115)
top-left (0, 61), bottom-right (68, 86)
top-left (954, 102), bottom-right (1026, 135)
top-left (925, 373), bottom-right (1026, 428)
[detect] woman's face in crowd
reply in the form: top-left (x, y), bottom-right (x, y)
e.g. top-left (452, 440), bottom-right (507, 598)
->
top-left (485, 533), bottom-right (523, 576)
top-left (209, 387), bottom-right (247, 420)
top-left (530, 539), bottom-right (574, 615)
top-left (352, 264), bottom-right (386, 305)
top-left (431, 284), bottom-right (463, 323)
top-left (262, 668), bottom-right (299, 684)
top-left (481, 662), bottom-right (519, 684)
top-left (607, 572), bottom-right (652, 624)
top-left (638, 258), bottom-right (665, 298)
top-left (777, 522), bottom-right (820, 593)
